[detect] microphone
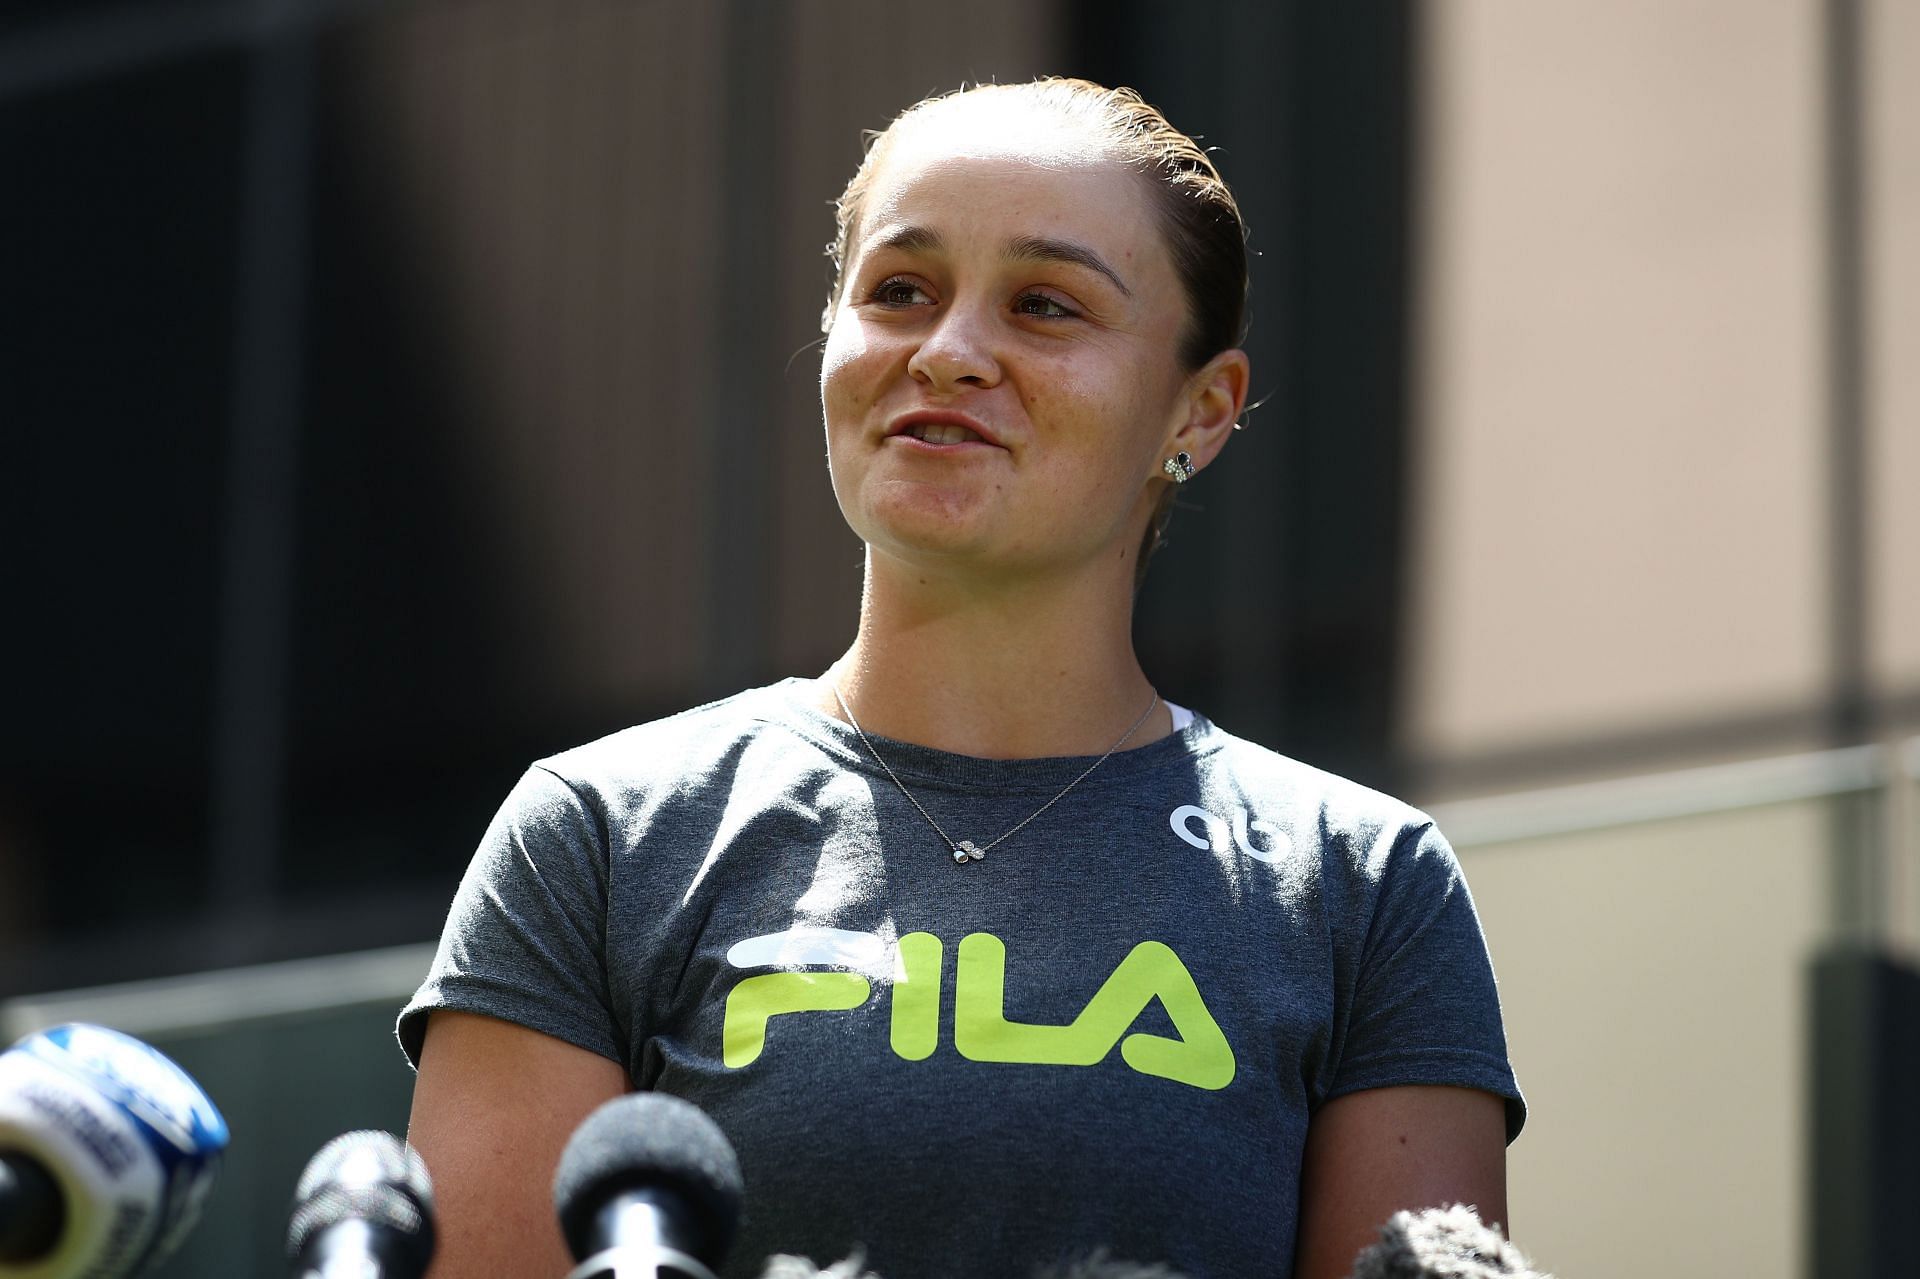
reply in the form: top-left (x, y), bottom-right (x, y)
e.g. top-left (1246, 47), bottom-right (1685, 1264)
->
top-left (553, 1093), bottom-right (744, 1279)
top-left (1347, 1205), bottom-right (1548, 1279)
top-left (286, 1131), bottom-right (435, 1279)
top-left (0, 1150), bottom-right (64, 1265)
top-left (0, 1022), bottom-right (228, 1278)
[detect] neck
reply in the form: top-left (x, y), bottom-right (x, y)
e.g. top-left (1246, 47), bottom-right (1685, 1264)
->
top-left (818, 548), bottom-right (1169, 759)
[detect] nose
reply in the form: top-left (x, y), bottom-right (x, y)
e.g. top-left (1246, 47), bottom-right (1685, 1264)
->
top-left (906, 303), bottom-right (1000, 391)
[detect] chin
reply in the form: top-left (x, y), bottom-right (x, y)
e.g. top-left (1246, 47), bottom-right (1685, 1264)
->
top-left (856, 488), bottom-right (998, 557)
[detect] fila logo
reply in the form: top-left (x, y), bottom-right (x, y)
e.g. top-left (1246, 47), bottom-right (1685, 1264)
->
top-left (721, 928), bottom-right (1235, 1091)
top-left (1169, 804), bottom-right (1291, 863)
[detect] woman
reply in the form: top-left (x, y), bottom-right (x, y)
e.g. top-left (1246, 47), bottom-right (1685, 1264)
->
top-left (401, 78), bottom-right (1522, 1279)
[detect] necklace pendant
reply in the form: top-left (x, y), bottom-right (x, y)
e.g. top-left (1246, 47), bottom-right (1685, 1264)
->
top-left (832, 682), bottom-right (1158, 872)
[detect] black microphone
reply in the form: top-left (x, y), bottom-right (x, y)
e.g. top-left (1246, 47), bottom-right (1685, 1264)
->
top-left (0, 1022), bottom-right (228, 1277)
top-left (286, 1131), bottom-right (435, 1279)
top-left (1346, 1204), bottom-right (1548, 1279)
top-left (553, 1093), bottom-right (744, 1279)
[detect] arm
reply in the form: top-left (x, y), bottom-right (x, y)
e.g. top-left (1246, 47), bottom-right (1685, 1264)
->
top-left (407, 1010), bottom-right (630, 1279)
top-left (1291, 1084), bottom-right (1508, 1279)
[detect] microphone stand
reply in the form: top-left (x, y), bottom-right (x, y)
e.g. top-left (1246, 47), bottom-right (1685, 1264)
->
top-left (564, 1191), bottom-right (720, 1279)
top-left (564, 1245), bottom-right (717, 1279)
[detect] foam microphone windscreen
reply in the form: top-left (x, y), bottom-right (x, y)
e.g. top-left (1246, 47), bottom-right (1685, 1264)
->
top-left (285, 1130), bottom-right (435, 1274)
top-left (1347, 1205), bottom-right (1549, 1279)
top-left (553, 1093), bottom-right (744, 1266)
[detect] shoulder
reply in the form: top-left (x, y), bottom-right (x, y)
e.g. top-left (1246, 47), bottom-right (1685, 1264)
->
top-left (1184, 715), bottom-right (1441, 857)
top-left (1170, 715), bottom-right (1465, 921)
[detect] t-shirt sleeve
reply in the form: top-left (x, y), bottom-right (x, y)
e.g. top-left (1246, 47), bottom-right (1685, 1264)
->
top-left (1326, 821), bottom-right (1526, 1142)
top-left (395, 764), bottom-right (624, 1072)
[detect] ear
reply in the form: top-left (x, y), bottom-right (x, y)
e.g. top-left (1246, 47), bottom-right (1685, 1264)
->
top-left (1161, 348), bottom-right (1250, 475)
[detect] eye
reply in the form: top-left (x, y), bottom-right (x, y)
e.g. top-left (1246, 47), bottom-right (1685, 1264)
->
top-left (1013, 291), bottom-right (1077, 319)
top-left (868, 276), bottom-right (934, 307)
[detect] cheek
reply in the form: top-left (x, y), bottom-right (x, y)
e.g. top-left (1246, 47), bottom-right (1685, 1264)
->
top-left (822, 321), bottom-right (874, 393)
top-left (1036, 369), bottom-right (1172, 471)
top-left (822, 326), bottom-right (896, 453)
top-left (820, 327), bottom-right (878, 501)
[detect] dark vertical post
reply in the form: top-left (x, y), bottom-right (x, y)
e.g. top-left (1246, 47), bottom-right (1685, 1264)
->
top-left (1820, 0), bottom-right (1877, 939)
top-left (1271, 0), bottom-right (1416, 794)
top-left (1070, 0), bottom-right (1415, 791)
top-left (701, 0), bottom-right (787, 696)
top-left (1807, 949), bottom-right (1920, 1279)
top-left (208, 0), bottom-right (316, 944)
top-left (1810, 12), bottom-right (1896, 1275)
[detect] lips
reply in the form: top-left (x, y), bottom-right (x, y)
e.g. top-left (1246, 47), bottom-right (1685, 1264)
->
top-left (885, 411), bottom-right (1004, 449)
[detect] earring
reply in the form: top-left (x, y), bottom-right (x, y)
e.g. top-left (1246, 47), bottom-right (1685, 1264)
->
top-left (1162, 451), bottom-right (1196, 483)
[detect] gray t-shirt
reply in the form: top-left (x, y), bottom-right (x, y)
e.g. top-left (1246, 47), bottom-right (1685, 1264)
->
top-left (399, 680), bottom-right (1523, 1279)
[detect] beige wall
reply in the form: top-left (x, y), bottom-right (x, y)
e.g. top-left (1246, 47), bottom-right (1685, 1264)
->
top-left (1410, 0), bottom-right (1917, 779)
top-left (1869, 0), bottom-right (1920, 694)
top-left (1415, 5), bottom-right (1920, 1274)
top-left (1451, 793), bottom-right (1833, 1279)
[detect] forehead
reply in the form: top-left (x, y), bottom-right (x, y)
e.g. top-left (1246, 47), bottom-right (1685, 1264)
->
top-left (854, 121), bottom-right (1168, 274)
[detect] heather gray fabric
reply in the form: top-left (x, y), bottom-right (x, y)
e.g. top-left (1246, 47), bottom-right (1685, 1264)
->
top-left (400, 679), bottom-right (1523, 1279)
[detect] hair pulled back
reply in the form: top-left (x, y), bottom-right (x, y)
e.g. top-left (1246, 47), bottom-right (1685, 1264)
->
top-left (824, 78), bottom-right (1249, 374)
top-left (824, 79), bottom-right (1251, 584)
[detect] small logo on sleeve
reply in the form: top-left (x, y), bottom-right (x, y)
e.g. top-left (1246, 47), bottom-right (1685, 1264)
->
top-left (1169, 804), bottom-right (1291, 863)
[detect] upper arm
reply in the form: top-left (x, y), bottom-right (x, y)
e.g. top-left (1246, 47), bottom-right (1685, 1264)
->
top-left (1291, 1084), bottom-right (1508, 1279)
top-left (407, 1009), bottom-right (629, 1279)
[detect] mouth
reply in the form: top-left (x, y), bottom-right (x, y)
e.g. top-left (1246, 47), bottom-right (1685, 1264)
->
top-left (906, 421), bottom-right (982, 445)
top-left (885, 411), bottom-right (1004, 449)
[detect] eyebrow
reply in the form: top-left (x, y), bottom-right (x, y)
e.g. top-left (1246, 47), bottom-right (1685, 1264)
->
top-left (866, 224), bottom-right (1134, 298)
top-left (1005, 234), bottom-right (1134, 298)
top-left (871, 223), bottom-right (946, 257)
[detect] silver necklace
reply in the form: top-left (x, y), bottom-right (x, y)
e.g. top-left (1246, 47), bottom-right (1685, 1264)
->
top-left (830, 684), bottom-right (1161, 866)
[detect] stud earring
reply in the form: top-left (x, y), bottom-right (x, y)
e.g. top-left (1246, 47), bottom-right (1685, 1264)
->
top-left (1162, 451), bottom-right (1196, 483)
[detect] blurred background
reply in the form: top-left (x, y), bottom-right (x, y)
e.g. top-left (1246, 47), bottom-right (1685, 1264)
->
top-left (1, 0), bottom-right (1914, 1275)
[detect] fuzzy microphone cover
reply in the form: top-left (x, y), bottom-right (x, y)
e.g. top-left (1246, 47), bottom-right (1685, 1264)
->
top-left (1348, 1205), bottom-right (1550, 1279)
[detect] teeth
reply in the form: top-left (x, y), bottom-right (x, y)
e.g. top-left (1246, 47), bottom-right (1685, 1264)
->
top-left (909, 423), bottom-right (981, 445)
